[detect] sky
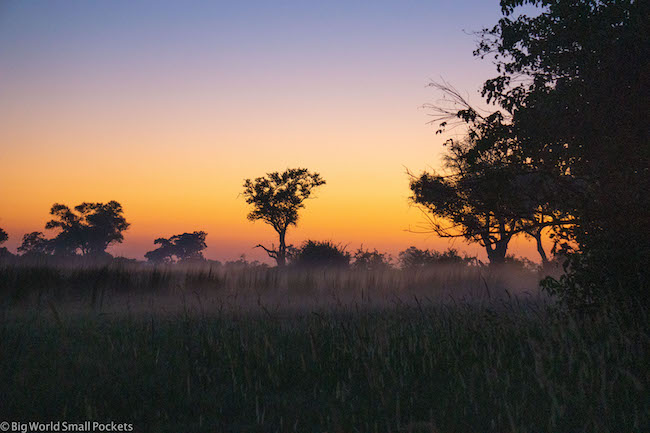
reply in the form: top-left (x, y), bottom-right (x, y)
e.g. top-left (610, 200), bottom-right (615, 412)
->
top-left (0, 0), bottom-right (546, 263)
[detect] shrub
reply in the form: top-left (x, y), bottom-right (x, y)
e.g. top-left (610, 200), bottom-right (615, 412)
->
top-left (290, 240), bottom-right (350, 269)
top-left (399, 246), bottom-right (475, 269)
top-left (351, 247), bottom-right (392, 271)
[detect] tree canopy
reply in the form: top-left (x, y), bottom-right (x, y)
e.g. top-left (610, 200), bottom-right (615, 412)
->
top-left (17, 232), bottom-right (52, 257)
top-left (242, 168), bottom-right (325, 267)
top-left (144, 231), bottom-right (208, 264)
top-left (44, 201), bottom-right (130, 257)
top-left (410, 123), bottom-right (564, 264)
top-left (416, 78), bottom-right (578, 265)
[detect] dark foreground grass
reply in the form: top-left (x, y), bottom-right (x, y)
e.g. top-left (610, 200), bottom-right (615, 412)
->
top-left (0, 302), bottom-right (647, 433)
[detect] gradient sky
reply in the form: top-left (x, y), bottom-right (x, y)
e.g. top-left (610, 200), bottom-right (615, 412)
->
top-left (0, 0), bottom-right (545, 263)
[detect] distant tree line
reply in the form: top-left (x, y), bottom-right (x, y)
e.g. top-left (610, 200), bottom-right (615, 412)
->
top-left (0, 164), bottom-right (547, 271)
top-left (2, 210), bottom-right (508, 270)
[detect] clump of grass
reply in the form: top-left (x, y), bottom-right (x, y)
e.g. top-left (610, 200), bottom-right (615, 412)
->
top-left (0, 300), bottom-right (646, 433)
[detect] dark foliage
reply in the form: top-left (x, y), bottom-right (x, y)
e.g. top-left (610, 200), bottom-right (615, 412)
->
top-left (409, 144), bottom-right (523, 264)
top-left (412, 87), bottom-right (570, 265)
top-left (242, 168), bottom-right (325, 267)
top-left (399, 246), bottom-right (475, 269)
top-left (0, 228), bottom-right (9, 260)
top-left (43, 201), bottom-right (129, 257)
top-left (17, 232), bottom-right (52, 257)
top-left (351, 247), bottom-right (392, 271)
top-left (476, 0), bottom-right (650, 312)
top-left (290, 240), bottom-right (350, 269)
top-left (145, 231), bottom-right (208, 264)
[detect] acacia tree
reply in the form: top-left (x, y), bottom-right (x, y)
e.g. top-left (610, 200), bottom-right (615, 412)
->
top-left (416, 80), bottom-right (574, 265)
top-left (411, 139), bottom-right (574, 265)
top-left (144, 231), bottom-right (208, 264)
top-left (45, 201), bottom-right (129, 257)
top-left (414, 92), bottom-right (536, 265)
top-left (410, 148), bottom-right (522, 264)
top-left (242, 168), bottom-right (325, 267)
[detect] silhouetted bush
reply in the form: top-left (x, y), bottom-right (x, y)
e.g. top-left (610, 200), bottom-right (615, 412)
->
top-left (290, 240), bottom-right (350, 269)
top-left (399, 246), bottom-right (475, 269)
top-left (351, 247), bottom-right (392, 271)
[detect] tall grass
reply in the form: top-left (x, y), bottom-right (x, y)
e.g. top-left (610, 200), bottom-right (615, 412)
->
top-left (0, 263), bottom-right (645, 432)
top-left (0, 261), bottom-right (545, 310)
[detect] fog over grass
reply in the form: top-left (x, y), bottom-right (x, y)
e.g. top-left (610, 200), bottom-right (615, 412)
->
top-left (0, 261), bottom-right (551, 315)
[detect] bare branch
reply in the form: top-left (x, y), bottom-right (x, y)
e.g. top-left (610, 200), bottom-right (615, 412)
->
top-left (255, 244), bottom-right (278, 259)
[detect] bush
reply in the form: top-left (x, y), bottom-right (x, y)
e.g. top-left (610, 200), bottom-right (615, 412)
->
top-left (399, 246), bottom-right (475, 269)
top-left (290, 240), bottom-right (350, 269)
top-left (351, 247), bottom-right (392, 271)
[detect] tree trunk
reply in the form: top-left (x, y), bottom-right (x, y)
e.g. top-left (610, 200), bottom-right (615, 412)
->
top-left (533, 229), bottom-right (549, 266)
top-left (485, 239), bottom-right (509, 265)
top-left (276, 230), bottom-right (287, 267)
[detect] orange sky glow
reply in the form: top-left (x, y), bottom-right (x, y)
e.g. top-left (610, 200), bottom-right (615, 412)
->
top-left (0, 1), bottom-right (545, 264)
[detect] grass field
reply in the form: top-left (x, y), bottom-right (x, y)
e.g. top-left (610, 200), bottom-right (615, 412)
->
top-left (0, 263), bottom-right (647, 432)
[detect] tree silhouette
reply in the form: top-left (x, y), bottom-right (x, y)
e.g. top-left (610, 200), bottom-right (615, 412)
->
top-left (17, 232), bottom-right (52, 257)
top-left (45, 201), bottom-right (129, 257)
top-left (0, 227), bottom-right (10, 259)
top-left (418, 81), bottom-right (574, 265)
top-left (410, 147), bottom-right (573, 265)
top-left (475, 0), bottom-right (649, 310)
top-left (410, 135), bottom-right (532, 264)
top-left (242, 168), bottom-right (325, 267)
top-left (145, 231), bottom-right (208, 264)
top-left (44, 204), bottom-right (83, 256)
